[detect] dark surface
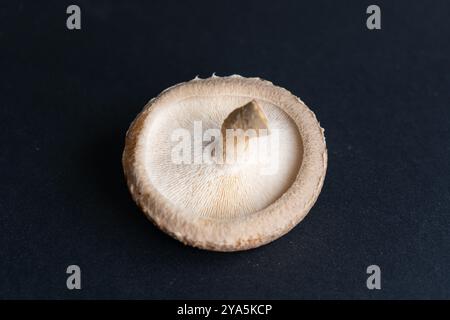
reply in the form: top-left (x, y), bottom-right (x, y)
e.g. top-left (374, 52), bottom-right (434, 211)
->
top-left (1, 0), bottom-right (449, 299)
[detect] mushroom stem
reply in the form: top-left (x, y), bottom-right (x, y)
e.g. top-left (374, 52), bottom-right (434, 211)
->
top-left (221, 100), bottom-right (270, 161)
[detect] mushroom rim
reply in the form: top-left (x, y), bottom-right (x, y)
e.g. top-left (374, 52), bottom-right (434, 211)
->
top-left (122, 75), bottom-right (327, 252)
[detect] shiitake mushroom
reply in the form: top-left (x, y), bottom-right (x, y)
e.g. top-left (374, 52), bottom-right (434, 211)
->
top-left (123, 75), bottom-right (327, 251)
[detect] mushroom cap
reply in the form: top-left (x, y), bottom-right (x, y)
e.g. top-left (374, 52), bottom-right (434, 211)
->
top-left (123, 75), bottom-right (327, 251)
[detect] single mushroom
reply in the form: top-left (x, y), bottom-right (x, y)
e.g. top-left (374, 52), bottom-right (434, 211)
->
top-left (123, 75), bottom-right (327, 251)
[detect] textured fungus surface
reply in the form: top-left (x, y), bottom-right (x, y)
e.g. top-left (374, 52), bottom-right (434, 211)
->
top-left (123, 75), bottom-right (327, 251)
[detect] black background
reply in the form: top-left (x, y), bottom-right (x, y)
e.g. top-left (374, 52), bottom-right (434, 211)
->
top-left (1, 0), bottom-right (449, 299)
